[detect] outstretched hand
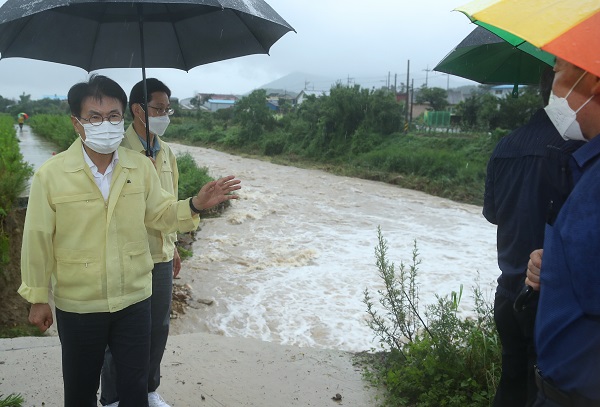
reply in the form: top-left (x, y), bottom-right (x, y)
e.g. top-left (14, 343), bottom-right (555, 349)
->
top-left (192, 175), bottom-right (241, 212)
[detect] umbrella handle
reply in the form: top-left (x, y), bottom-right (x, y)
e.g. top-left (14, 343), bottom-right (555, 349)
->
top-left (137, 4), bottom-right (152, 158)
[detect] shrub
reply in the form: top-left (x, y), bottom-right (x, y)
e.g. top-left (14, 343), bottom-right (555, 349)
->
top-left (0, 116), bottom-right (34, 271)
top-left (176, 152), bottom-right (214, 199)
top-left (362, 227), bottom-right (500, 406)
top-left (28, 114), bottom-right (76, 151)
top-left (0, 116), bottom-right (33, 215)
top-left (167, 122), bottom-right (200, 143)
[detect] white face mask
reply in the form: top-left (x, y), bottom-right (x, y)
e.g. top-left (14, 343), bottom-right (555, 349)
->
top-left (545, 71), bottom-right (595, 141)
top-left (77, 119), bottom-right (124, 154)
top-left (147, 114), bottom-right (170, 137)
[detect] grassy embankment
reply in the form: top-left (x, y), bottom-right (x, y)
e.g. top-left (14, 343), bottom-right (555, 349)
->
top-left (166, 115), bottom-right (498, 206)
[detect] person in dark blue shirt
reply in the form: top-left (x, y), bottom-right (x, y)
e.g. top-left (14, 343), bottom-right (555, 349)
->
top-left (532, 58), bottom-right (600, 406)
top-left (483, 67), bottom-right (584, 407)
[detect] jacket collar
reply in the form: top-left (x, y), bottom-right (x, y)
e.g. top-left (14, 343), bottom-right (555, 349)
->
top-left (573, 133), bottom-right (600, 171)
top-left (124, 124), bottom-right (162, 155)
top-left (63, 137), bottom-right (138, 173)
top-left (124, 124), bottom-right (146, 153)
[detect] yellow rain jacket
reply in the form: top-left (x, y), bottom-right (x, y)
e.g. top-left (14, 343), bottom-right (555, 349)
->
top-left (121, 125), bottom-right (178, 264)
top-left (19, 138), bottom-right (199, 314)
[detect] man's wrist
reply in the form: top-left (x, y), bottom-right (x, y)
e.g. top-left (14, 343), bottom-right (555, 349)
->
top-left (189, 197), bottom-right (202, 214)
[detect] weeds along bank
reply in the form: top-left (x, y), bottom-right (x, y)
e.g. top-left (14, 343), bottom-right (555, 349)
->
top-left (0, 114), bottom-right (32, 280)
top-left (27, 114), bottom-right (77, 151)
top-left (361, 229), bottom-right (501, 406)
top-left (0, 114), bottom-right (36, 342)
top-left (166, 120), bottom-right (498, 206)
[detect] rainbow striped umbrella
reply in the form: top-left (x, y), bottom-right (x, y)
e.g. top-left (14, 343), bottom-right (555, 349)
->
top-left (456, 0), bottom-right (600, 77)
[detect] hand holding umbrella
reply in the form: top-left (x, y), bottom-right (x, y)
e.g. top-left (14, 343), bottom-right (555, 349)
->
top-left (0, 0), bottom-right (295, 156)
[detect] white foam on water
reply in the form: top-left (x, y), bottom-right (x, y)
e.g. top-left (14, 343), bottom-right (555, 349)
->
top-left (170, 145), bottom-right (500, 352)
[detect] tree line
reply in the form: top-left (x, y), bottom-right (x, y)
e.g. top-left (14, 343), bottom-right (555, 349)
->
top-left (2, 83), bottom-right (545, 206)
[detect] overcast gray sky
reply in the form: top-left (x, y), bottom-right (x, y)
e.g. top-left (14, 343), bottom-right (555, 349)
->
top-left (0, 0), bottom-right (477, 100)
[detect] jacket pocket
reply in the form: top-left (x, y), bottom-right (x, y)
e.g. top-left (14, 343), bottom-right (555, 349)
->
top-left (116, 186), bottom-right (147, 233)
top-left (159, 168), bottom-right (175, 197)
top-left (52, 193), bottom-right (103, 235)
top-left (54, 248), bottom-right (102, 301)
top-left (122, 240), bottom-right (153, 293)
top-left (52, 192), bottom-right (99, 204)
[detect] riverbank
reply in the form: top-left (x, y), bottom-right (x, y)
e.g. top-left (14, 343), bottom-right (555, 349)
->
top-left (0, 333), bottom-right (380, 406)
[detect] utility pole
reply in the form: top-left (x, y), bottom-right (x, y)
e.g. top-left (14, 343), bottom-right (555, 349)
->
top-left (423, 66), bottom-right (431, 87)
top-left (405, 60), bottom-right (410, 131)
top-left (410, 78), bottom-right (415, 129)
top-left (304, 80), bottom-right (310, 90)
top-left (346, 74), bottom-right (354, 87)
top-left (394, 73), bottom-right (397, 93)
top-left (387, 71), bottom-right (391, 90)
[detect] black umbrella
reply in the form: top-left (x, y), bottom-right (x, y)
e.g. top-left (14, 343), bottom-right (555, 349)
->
top-left (0, 0), bottom-right (294, 156)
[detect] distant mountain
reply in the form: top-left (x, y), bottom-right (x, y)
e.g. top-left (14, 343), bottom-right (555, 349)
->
top-left (256, 72), bottom-right (338, 94)
top-left (253, 72), bottom-right (481, 99)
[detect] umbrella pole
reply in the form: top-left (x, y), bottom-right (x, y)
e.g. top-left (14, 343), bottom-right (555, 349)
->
top-left (138, 4), bottom-right (152, 158)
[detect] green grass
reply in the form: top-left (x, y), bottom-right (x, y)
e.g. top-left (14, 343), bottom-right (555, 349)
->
top-left (0, 393), bottom-right (24, 407)
top-left (0, 324), bottom-right (45, 339)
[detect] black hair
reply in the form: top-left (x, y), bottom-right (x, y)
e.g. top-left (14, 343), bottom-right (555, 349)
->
top-left (539, 65), bottom-right (555, 106)
top-left (128, 78), bottom-right (172, 117)
top-left (67, 74), bottom-right (127, 117)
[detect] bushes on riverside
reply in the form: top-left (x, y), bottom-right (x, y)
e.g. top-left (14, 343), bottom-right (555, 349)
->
top-left (0, 115), bottom-right (33, 269)
top-left (176, 152), bottom-right (213, 200)
top-left (28, 114), bottom-right (77, 152)
top-left (361, 228), bottom-right (501, 406)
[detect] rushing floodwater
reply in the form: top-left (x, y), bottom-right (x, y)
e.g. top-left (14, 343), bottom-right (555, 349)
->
top-left (18, 128), bottom-right (500, 353)
top-left (167, 143), bottom-right (500, 352)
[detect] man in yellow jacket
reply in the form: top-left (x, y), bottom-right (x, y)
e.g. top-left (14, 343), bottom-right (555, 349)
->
top-left (18, 75), bottom-right (240, 407)
top-left (101, 78), bottom-right (181, 407)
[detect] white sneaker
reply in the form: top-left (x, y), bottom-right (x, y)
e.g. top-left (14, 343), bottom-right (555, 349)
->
top-left (104, 402), bottom-right (119, 407)
top-left (148, 392), bottom-right (171, 407)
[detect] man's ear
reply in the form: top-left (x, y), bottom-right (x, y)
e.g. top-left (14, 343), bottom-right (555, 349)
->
top-left (71, 115), bottom-right (85, 137)
top-left (132, 103), bottom-right (143, 119)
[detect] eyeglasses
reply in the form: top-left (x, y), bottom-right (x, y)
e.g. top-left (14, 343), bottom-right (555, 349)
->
top-left (78, 113), bottom-right (124, 126)
top-left (144, 104), bottom-right (175, 116)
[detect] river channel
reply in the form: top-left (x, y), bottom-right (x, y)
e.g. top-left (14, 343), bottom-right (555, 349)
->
top-left (166, 143), bottom-right (500, 352)
top-left (19, 129), bottom-right (500, 352)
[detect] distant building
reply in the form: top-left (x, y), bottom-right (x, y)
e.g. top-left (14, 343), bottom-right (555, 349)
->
top-left (396, 92), bottom-right (408, 104)
top-left (266, 100), bottom-right (279, 111)
top-left (489, 85), bottom-right (526, 98)
top-left (206, 99), bottom-right (236, 112)
top-left (193, 93), bottom-right (238, 112)
top-left (446, 89), bottom-right (471, 105)
top-left (296, 89), bottom-right (330, 105)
